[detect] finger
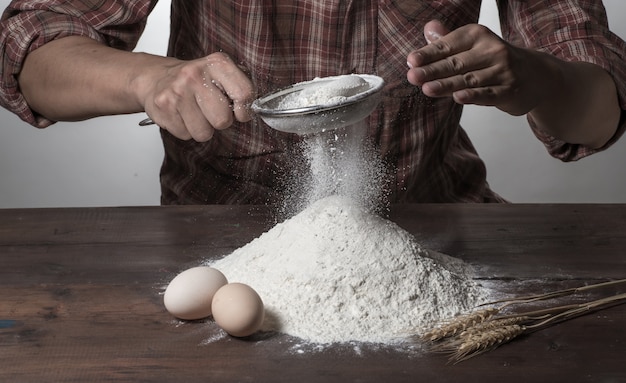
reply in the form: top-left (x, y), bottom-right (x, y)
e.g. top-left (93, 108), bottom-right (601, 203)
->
top-left (421, 64), bottom-right (502, 97)
top-left (160, 115), bottom-right (193, 141)
top-left (150, 89), bottom-right (214, 141)
top-left (159, 96), bottom-right (216, 142)
top-left (452, 88), bottom-right (490, 105)
top-left (453, 86), bottom-right (528, 116)
top-left (182, 116), bottom-right (215, 142)
top-left (407, 20), bottom-right (450, 71)
top-left (149, 93), bottom-right (193, 140)
top-left (227, 77), bottom-right (255, 123)
top-left (232, 96), bottom-right (254, 123)
top-left (407, 36), bottom-right (471, 86)
top-left (452, 86), bottom-right (503, 108)
top-left (424, 19), bottom-right (449, 44)
top-left (205, 53), bottom-right (255, 123)
top-left (408, 27), bottom-right (470, 70)
top-left (196, 79), bottom-right (235, 131)
top-left (409, 23), bottom-right (499, 73)
top-left (410, 48), bottom-right (493, 88)
top-left (178, 94), bottom-right (216, 141)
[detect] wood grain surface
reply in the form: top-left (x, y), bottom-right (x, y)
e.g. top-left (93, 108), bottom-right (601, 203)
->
top-left (1, 204), bottom-right (625, 382)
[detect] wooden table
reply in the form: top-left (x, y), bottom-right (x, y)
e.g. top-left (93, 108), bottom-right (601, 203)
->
top-left (1, 204), bottom-right (625, 382)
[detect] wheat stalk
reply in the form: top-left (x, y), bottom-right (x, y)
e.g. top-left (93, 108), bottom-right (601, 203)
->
top-left (451, 324), bottom-right (526, 363)
top-left (421, 307), bottom-right (499, 342)
top-left (420, 279), bottom-right (626, 363)
top-left (481, 278), bottom-right (626, 308)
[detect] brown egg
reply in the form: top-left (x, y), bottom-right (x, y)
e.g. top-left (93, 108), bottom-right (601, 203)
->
top-left (211, 283), bottom-right (264, 337)
top-left (163, 266), bottom-right (228, 320)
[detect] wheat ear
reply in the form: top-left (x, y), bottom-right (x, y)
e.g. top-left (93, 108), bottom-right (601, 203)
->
top-left (421, 279), bottom-right (626, 363)
top-left (450, 324), bottom-right (526, 363)
top-left (429, 316), bottom-right (532, 353)
top-left (421, 307), bottom-right (499, 342)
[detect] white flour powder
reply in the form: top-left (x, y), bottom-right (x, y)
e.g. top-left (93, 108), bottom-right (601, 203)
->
top-left (278, 75), bottom-right (370, 109)
top-left (209, 196), bottom-right (486, 344)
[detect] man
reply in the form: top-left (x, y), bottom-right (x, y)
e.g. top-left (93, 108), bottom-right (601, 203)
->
top-left (1, 1), bottom-right (624, 204)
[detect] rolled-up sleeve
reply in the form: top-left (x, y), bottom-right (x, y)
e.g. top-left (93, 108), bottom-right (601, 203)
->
top-left (499, 0), bottom-right (626, 161)
top-left (0, 0), bottom-right (156, 127)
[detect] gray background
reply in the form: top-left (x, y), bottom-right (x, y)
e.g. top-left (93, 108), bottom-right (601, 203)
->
top-left (1, 0), bottom-right (624, 208)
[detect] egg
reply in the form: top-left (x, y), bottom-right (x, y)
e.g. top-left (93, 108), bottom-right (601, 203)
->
top-left (211, 283), bottom-right (265, 337)
top-left (163, 266), bottom-right (228, 320)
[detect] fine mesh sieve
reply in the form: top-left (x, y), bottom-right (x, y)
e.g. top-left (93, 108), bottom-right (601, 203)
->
top-left (251, 74), bottom-right (385, 135)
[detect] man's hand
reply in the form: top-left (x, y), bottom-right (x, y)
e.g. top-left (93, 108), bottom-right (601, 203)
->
top-left (406, 20), bottom-right (547, 116)
top-left (406, 20), bottom-right (620, 149)
top-left (140, 52), bottom-right (255, 142)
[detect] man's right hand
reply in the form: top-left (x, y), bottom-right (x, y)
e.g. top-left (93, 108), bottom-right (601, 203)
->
top-left (140, 52), bottom-right (255, 142)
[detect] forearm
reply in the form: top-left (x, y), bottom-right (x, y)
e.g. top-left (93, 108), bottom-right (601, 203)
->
top-left (528, 54), bottom-right (621, 149)
top-left (18, 35), bottom-right (176, 121)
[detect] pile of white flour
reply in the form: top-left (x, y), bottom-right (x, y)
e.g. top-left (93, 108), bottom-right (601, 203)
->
top-left (209, 196), bottom-right (486, 344)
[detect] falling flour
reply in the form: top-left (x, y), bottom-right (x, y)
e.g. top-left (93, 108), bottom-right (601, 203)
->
top-left (209, 195), bottom-right (487, 344)
top-left (279, 122), bottom-right (390, 218)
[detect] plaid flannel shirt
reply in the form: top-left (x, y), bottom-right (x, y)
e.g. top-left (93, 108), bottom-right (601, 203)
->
top-left (1, 0), bottom-right (625, 204)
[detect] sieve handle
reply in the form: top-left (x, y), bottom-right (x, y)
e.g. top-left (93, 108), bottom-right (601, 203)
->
top-left (139, 117), bottom-right (155, 126)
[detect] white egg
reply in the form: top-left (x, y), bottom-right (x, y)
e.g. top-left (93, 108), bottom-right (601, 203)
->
top-left (211, 283), bottom-right (265, 337)
top-left (163, 266), bottom-right (228, 320)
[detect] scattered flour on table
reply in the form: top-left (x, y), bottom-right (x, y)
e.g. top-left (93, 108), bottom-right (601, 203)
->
top-left (278, 74), bottom-right (370, 109)
top-left (208, 196), bottom-right (487, 345)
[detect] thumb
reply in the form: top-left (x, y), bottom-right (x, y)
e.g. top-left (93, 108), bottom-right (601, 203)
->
top-left (424, 20), bottom-right (450, 44)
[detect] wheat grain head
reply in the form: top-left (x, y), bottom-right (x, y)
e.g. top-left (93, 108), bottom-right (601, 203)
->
top-left (421, 307), bottom-right (499, 342)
